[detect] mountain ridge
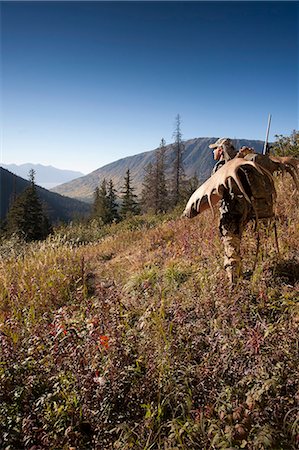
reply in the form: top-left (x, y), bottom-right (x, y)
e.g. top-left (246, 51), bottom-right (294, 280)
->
top-left (51, 137), bottom-right (265, 201)
top-left (1, 163), bottom-right (84, 189)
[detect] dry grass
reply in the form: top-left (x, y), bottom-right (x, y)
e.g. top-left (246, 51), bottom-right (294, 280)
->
top-left (0, 178), bottom-right (298, 449)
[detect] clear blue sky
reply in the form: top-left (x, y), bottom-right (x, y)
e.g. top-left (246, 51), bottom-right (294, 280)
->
top-left (1, 1), bottom-right (298, 174)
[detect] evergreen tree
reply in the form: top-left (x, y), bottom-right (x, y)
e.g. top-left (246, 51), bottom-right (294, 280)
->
top-left (141, 162), bottom-right (155, 213)
top-left (107, 179), bottom-right (119, 223)
top-left (6, 169), bottom-right (52, 241)
top-left (92, 179), bottom-right (111, 224)
top-left (171, 114), bottom-right (185, 206)
top-left (92, 186), bottom-right (101, 218)
top-left (185, 171), bottom-right (200, 199)
top-left (141, 138), bottom-right (168, 214)
top-left (155, 138), bottom-right (168, 213)
top-left (120, 169), bottom-right (140, 218)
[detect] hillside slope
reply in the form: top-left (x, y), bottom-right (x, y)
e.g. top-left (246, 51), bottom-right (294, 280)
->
top-left (1, 163), bottom-right (84, 189)
top-left (0, 176), bottom-right (298, 449)
top-left (0, 167), bottom-right (90, 223)
top-left (51, 137), bottom-right (264, 201)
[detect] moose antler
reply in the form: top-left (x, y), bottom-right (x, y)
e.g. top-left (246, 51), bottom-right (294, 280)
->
top-left (270, 155), bottom-right (299, 169)
top-left (183, 158), bottom-right (274, 218)
top-left (269, 155), bottom-right (299, 191)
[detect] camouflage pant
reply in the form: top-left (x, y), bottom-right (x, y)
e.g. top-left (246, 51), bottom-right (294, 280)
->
top-left (219, 194), bottom-right (250, 284)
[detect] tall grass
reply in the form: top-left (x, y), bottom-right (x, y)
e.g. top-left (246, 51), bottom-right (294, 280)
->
top-left (0, 178), bottom-right (298, 449)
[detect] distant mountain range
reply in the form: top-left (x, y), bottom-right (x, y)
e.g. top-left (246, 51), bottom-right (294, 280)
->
top-left (1, 163), bottom-right (84, 189)
top-left (0, 167), bottom-right (91, 223)
top-left (51, 137), bottom-right (265, 202)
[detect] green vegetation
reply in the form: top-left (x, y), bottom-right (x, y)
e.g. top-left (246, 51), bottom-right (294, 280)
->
top-left (0, 174), bottom-right (298, 449)
top-left (273, 130), bottom-right (299, 158)
top-left (4, 170), bottom-right (52, 241)
top-left (92, 179), bottom-right (119, 225)
top-left (171, 114), bottom-right (186, 206)
top-left (141, 138), bottom-right (168, 214)
top-left (0, 167), bottom-right (91, 226)
top-left (119, 168), bottom-right (140, 218)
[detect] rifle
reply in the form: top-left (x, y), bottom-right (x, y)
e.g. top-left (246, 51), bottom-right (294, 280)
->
top-left (263, 114), bottom-right (272, 155)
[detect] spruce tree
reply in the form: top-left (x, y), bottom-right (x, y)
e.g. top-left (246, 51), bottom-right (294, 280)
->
top-left (92, 179), bottom-right (111, 224)
top-left (141, 138), bottom-right (168, 214)
top-left (92, 186), bottom-right (101, 218)
top-left (120, 169), bottom-right (140, 218)
top-left (107, 179), bottom-right (119, 223)
top-left (155, 138), bottom-right (168, 213)
top-left (6, 169), bottom-right (52, 241)
top-left (141, 162), bottom-right (155, 213)
top-left (171, 114), bottom-right (185, 206)
top-left (185, 171), bottom-right (200, 199)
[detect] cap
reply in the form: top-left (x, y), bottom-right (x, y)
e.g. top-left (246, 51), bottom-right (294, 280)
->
top-left (209, 137), bottom-right (232, 149)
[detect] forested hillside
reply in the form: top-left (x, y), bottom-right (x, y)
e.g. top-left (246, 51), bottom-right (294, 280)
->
top-left (0, 167), bottom-right (91, 223)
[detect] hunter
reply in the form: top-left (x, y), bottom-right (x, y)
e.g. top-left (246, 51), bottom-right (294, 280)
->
top-left (209, 138), bottom-right (249, 284)
top-left (184, 138), bottom-right (276, 284)
top-left (183, 137), bottom-right (298, 284)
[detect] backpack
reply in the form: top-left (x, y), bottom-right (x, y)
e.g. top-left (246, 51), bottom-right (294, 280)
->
top-left (237, 153), bottom-right (276, 220)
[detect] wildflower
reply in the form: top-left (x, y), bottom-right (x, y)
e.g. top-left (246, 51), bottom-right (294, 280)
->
top-left (99, 335), bottom-right (109, 349)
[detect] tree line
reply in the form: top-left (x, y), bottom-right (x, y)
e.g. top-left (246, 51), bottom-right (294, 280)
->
top-left (1, 114), bottom-right (196, 239)
top-left (91, 114), bottom-right (200, 224)
top-left (2, 122), bottom-right (298, 242)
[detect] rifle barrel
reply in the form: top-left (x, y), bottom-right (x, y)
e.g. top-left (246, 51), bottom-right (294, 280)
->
top-left (263, 114), bottom-right (272, 155)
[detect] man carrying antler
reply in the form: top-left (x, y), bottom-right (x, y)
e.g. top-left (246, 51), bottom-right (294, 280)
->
top-left (209, 138), bottom-right (252, 284)
top-left (183, 137), bottom-right (299, 284)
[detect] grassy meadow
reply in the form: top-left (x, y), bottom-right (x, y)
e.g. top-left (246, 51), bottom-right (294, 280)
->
top-left (0, 177), bottom-right (298, 449)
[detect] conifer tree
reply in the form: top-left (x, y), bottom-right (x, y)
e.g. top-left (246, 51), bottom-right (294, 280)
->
top-left (141, 162), bottom-right (155, 213)
top-left (92, 186), bottom-right (101, 218)
top-left (107, 179), bottom-right (119, 223)
top-left (6, 169), bottom-right (52, 241)
top-left (155, 138), bottom-right (168, 213)
top-left (120, 169), bottom-right (140, 218)
top-left (185, 171), bottom-right (200, 199)
top-left (171, 114), bottom-right (185, 206)
top-left (92, 179), bottom-right (111, 224)
top-left (141, 138), bottom-right (168, 214)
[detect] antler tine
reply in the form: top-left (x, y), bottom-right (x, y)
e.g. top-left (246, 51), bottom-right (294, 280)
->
top-left (207, 193), bottom-right (215, 216)
top-left (257, 164), bottom-right (277, 198)
top-left (232, 170), bottom-right (252, 203)
top-left (270, 155), bottom-right (299, 171)
top-left (284, 164), bottom-right (299, 190)
top-left (270, 156), bottom-right (299, 191)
